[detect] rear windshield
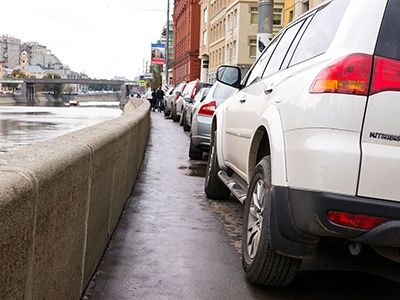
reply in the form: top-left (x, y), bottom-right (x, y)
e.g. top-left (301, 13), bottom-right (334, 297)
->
top-left (375, 0), bottom-right (400, 60)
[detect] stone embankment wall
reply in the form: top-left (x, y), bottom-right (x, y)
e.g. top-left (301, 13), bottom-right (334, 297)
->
top-left (0, 97), bottom-right (150, 299)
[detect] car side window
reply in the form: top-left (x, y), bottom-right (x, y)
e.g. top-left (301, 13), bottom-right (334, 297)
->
top-left (262, 19), bottom-right (305, 77)
top-left (289, 0), bottom-right (350, 66)
top-left (375, 0), bottom-right (400, 60)
top-left (243, 35), bottom-right (281, 87)
top-left (281, 16), bottom-right (313, 69)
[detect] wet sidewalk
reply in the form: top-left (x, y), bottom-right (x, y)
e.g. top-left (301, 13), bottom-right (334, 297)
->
top-left (83, 111), bottom-right (400, 300)
top-left (83, 111), bottom-right (253, 299)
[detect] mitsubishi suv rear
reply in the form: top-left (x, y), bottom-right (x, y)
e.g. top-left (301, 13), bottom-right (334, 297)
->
top-left (205, 0), bottom-right (400, 287)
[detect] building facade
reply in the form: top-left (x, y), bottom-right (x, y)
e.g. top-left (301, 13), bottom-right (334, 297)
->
top-left (0, 35), bottom-right (21, 69)
top-left (172, 0), bottom-right (201, 85)
top-left (199, 0), bottom-right (284, 83)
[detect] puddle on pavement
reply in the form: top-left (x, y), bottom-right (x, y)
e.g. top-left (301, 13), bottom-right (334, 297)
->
top-left (178, 163), bottom-right (207, 177)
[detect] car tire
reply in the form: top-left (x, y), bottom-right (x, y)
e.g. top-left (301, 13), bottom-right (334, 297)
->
top-left (189, 138), bottom-right (203, 160)
top-left (179, 108), bottom-right (184, 126)
top-left (183, 111), bottom-right (190, 132)
top-left (172, 106), bottom-right (179, 122)
top-left (242, 156), bottom-right (302, 286)
top-left (204, 132), bottom-right (230, 199)
top-left (164, 107), bottom-right (170, 117)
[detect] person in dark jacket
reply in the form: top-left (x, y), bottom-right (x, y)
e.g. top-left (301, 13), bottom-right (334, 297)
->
top-left (151, 89), bottom-right (157, 111)
top-left (155, 86), bottom-right (165, 112)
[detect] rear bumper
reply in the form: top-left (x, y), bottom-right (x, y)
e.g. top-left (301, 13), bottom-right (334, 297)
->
top-left (191, 115), bottom-right (211, 150)
top-left (270, 186), bottom-right (400, 259)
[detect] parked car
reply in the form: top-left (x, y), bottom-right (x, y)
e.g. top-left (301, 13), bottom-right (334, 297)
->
top-left (172, 80), bottom-right (212, 124)
top-left (166, 82), bottom-right (186, 119)
top-left (189, 82), bottom-right (235, 159)
top-left (163, 87), bottom-right (175, 116)
top-left (205, 0), bottom-right (400, 287)
top-left (182, 86), bottom-right (210, 132)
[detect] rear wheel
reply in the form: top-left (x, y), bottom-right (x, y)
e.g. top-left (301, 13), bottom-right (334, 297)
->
top-left (204, 132), bottom-right (230, 199)
top-left (242, 156), bottom-right (302, 286)
top-left (189, 138), bottom-right (203, 160)
top-left (164, 106), bottom-right (170, 117)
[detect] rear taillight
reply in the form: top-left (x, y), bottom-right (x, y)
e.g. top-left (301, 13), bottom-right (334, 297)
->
top-left (198, 100), bottom-right (216, 116)
top-left (191, 82), bottom-right (199, 99)
top-left (371, 56), bottom-right (400, 95)
top-left (328, 211), bottom-right (387, 230)
top-left (310, 53), bottom-right (372, 96)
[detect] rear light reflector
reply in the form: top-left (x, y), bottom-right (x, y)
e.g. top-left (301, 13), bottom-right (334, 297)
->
top-left (198, 100), bottom-right (216, 116)
top-left (310, 53), bottom-right (372, 96)
top-left (371, 56), bottom-right (400, 95)
top-left (328, 211), bottom-right (387, 230)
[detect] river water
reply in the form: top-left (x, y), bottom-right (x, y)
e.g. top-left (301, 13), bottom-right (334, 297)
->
top-left (0, 101), bottom-right (123, 154)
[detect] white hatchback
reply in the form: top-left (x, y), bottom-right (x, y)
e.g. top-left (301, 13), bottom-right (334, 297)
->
top-left (205, 0), bottom-right (400, 287)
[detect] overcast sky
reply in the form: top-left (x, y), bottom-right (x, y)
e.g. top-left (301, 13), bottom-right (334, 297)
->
top-left (1, 0), bottom-right (172, 80)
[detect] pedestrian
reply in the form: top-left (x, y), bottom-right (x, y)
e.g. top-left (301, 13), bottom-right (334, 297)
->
top-left (151, 89), bottom-right (157, 111)
top-left (155, 86), bottom-right (165, 112)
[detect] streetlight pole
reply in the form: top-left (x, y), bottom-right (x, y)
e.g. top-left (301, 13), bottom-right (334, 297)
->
top-left (257, 0), bottom-right (273, 58)
top-left (165, 0), bottom-right (170, 86)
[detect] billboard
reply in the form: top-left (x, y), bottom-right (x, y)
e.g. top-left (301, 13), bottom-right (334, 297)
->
top-left (151, 43), bottom-right (165, 65)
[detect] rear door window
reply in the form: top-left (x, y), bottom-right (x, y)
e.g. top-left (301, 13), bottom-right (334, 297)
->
top-left (262, 19), bottom-right (306, 77)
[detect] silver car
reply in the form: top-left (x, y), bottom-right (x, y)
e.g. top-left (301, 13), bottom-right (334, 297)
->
top-left (182, 86), bottom-right (210, 132)
top-left (189, 81), bottom-right (235, 160)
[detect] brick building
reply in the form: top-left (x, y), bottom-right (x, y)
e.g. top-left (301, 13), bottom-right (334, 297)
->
top-left (172, 0), bottom-right (201, 85)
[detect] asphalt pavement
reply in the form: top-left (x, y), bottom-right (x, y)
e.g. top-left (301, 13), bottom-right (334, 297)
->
top-left (83, 110), bottom-right (400, 300)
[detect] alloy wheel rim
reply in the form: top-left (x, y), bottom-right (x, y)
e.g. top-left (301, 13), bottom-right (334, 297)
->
top-left (246, 179), bottom-right (265, 259)
top-left (205, 142), bottom-right (215, 187)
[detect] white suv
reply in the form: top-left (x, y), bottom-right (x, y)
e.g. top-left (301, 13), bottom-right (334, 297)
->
top-left (205, 0), bottom-right (400, 287)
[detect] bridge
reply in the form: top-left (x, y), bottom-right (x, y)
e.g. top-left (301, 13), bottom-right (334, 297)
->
top-left (0, 78), bottom-right (138, 101)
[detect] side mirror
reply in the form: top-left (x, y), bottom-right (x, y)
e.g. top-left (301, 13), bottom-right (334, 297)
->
top-left (216, 65), bottom-right (241, 88)
top-left (175, 91), bottom-right (181, 96)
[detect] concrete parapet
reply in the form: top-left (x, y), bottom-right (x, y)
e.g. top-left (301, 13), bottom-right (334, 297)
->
top-left (0, 98), bottom-right (151, 299)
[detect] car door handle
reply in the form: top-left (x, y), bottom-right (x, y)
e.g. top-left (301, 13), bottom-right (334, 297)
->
top-left (239, 95), bottom-right (247, 103)
top-left (264, 87), bottom-right (274, 95)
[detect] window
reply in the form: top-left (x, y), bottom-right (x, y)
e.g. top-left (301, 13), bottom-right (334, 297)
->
top-left (245, 36), bottom-right (281, 87)
top-left (203, 8), bottom-right (208, 23)
top-left (249, 39), bottom-right (257, 58)
top-left (263, 20), bottom-right (304, 77)
top-left (250, 7), bottom-right (258, 24)
top-left (273, 8), bottom-right (282, 26)
top-left (301, 0), bottom-right (309, 15)
top-left (234, 9), bottom-right (238, 28)
top-left (233, 41), bottom-right (237, 59)
top-left (203, 31), bottom-right (207, 46)
top-left (290, 0), bottom-right (350, 66)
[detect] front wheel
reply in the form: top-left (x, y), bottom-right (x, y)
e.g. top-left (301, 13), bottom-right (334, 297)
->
top-left (242, 156), bottom-right (302, 286)
top-left (204, 132), bottom-right (230, 199)
top-left (172, 105), bottom-right (179, 122)
top-left (183, 111), bottom-right (190, 132)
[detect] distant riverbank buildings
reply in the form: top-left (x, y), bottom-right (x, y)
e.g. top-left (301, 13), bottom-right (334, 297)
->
top-left (0, 35), bottom-right (88, 93)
